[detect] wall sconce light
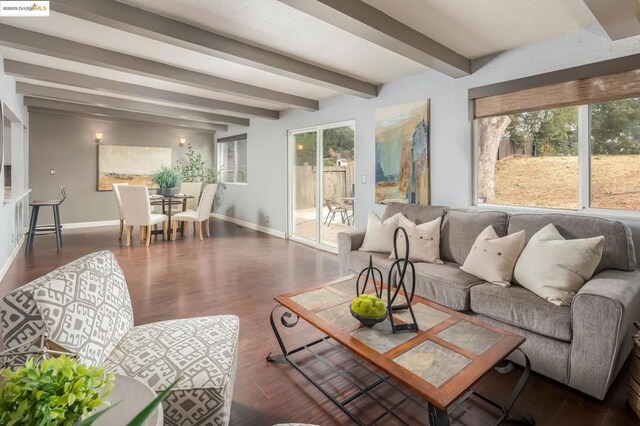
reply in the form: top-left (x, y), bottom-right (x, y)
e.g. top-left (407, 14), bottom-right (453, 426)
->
top-left (178, 137), bottom-right (187, 147)
top-left (296, 144), bottom-right (304, 150)
top-left (94, 132), bottom-right (103, 144)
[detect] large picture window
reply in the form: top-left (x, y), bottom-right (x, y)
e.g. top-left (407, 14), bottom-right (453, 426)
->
top-left (218, 135), bottom-right (247, 184)
top-left (475, 107), bottom-right (579, 209)
top-left (473, 69), bottom-right (640, 214)
top-left (590, 97), bottom-right (640, 211)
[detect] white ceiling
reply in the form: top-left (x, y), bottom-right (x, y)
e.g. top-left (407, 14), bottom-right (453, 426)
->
top-left (0, 0), bottom-right (622, 124)
top-left (363, 0), bottom-right (598, 59)
top-left (0, 12), bottom-right (339, 104)
top-left (119, 0), bottom-right (427, 85)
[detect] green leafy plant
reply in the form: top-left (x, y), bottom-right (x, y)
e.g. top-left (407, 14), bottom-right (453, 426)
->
top-left (78, 378), bottom-right (179, 426)
top-left (351, 294), bottom-right (387, 318)
top-left (152, 166), bottom-right (182, 189)
top-left (176, 144), bottom-right (222, 185)
top-left (0, 355), bottom-right (114, 426)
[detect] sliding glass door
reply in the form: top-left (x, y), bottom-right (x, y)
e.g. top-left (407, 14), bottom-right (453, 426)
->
top-left (289, 122), bottom-right (355, 250)
top-left (291, 130), bottom-right (319, 242)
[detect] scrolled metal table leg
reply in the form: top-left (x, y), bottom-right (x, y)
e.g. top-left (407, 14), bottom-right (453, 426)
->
top-left (471, 348), bottom-right (534, 425)
top-left (266, 304), bottom-right (300, 363)
top-left (497, 348), bottom-right (534, 425)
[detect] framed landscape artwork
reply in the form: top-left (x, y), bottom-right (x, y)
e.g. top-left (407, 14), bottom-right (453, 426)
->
top-left (375, 100), bottom-right (431, 205)
top-left (97, 145), bottom-right (172, 191)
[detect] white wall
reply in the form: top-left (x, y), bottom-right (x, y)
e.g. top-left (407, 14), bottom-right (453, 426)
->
top-left (215, 26), bottom-right (640, 241)
top-left (0, 54), bottom-right (29, 282)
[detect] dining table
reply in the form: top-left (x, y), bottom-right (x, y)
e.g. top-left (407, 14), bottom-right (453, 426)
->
top-left (149, 193), bottom-right (194, 240)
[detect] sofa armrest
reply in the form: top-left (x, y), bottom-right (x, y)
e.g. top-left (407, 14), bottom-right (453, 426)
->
top-left (569, 269), bottom-right (640, 399)
top-left (337, 230), bottom-right (366, 275)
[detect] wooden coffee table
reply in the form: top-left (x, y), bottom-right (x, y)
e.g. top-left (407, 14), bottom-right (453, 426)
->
top-left (267, 276), bottom-right (533, 425)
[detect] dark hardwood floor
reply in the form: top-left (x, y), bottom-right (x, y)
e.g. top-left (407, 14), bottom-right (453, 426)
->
top-left (1, 220), bottom-right (638, 426)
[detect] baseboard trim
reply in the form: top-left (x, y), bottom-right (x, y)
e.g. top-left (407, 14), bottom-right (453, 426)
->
top-left (0, 234), bottom-right (25, 283)
top-left (210, 213), bottom-right (286, 239)
top-left (63, 220), bottom-right (120, 229)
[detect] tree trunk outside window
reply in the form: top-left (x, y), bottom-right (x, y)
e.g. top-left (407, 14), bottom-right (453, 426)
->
top-left (477, 116), bottom-right (511, 203)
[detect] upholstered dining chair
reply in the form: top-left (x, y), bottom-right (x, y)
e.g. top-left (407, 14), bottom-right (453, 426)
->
top-left (118, 185), bottom-right (168, 246)
top-left (112, 183), bottom-right (128, 240)
top-left (172, 184), bottom-right (217, 240)
top-left (179, 182), bottom-right (202, 211)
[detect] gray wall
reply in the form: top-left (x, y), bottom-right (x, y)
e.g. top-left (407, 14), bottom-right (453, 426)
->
top-left (29, 111), bottom-right (215, 224)
top-left (214, 26), bottom-right (640, 261)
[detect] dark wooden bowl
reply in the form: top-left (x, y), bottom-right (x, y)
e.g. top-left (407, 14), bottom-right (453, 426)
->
top-left (350, 307), bottom-right (388, 328)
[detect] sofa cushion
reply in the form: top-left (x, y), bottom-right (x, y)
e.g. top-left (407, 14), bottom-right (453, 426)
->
top-left (348, 251), bottom-right (482, 311)
top-left (470, 283), bottom-right (572, 342)
top-left (383, 203), bottom-right (447, 225)
top-left (349, 251), bottom-right (396, 276)
top-left (474, 314), bottom-right (571, 384)
top-left (102, 315), bottom-right (240, 426)
top-left (440, 210), bottom-right (509, 265)
top-left (508, 213), bottom-right (636, 273)
top-left (33, 252), bottom-right (134, 367)
top-left (412, 262), bottom-right (484, 311)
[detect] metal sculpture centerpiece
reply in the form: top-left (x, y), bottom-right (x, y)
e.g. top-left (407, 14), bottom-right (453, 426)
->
top-left (353, 226), bottom-right (419, 333)
top-left (387, 227), bottom-right (419, 333)
top-left (356, 255), bottom-right (383, 298)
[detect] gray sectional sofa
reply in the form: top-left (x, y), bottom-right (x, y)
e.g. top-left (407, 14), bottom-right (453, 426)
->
top-left (337, 203), bottom-right (640, 400)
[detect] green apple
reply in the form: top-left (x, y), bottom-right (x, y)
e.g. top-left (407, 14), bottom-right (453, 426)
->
top-left (351, 294), bottom-right (387, 318)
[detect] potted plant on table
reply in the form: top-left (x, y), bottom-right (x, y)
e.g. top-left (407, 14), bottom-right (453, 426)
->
top-left (0, 355), bottom-right (177, 426)
top-left (152, 167), bottom-right (183, 197)
top-left (0, 355), bottom-right (114, 425)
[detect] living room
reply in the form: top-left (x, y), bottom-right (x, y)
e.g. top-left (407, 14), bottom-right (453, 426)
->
top-left (1, 0), bottom-right (640, 425)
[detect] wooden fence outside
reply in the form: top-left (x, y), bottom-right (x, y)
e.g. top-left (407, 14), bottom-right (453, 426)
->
top-left (497, 136), bottom-right (533, 160)
top-left (294, 164), bottom-right (354, 209)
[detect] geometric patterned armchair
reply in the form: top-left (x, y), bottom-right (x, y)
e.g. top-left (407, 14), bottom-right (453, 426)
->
top-left (0, 250), bottom-right (239, 426)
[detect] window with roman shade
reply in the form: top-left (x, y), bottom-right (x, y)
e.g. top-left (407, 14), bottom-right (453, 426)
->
top-left (470, 58), bottom-right (640, 213)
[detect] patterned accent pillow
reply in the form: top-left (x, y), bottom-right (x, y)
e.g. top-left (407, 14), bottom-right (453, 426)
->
top-left (33, 252), bottom-right (134, 367)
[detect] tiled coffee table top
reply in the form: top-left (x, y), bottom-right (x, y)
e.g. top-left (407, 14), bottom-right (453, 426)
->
top-left (275, 275), bottom-right (525, 409)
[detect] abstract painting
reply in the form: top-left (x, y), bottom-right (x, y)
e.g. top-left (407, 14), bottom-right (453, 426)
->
top-left (98, 145), bottom-right (172, 191)
top-left (375, 100), bottom-right (430, 205)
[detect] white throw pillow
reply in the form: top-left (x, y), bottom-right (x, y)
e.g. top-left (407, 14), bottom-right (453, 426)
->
top-left (460, 226), bottom-right (526, 287)
top-left (389, 216), bottom-right (443, 264)
top-left (359, 212), bottom-right (404, 253)
top-left (513, 224), bottom-right (604, 306)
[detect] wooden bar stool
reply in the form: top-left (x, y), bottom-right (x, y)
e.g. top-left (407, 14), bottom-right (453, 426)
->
top-left (25, 186), bottom-right (66, 253)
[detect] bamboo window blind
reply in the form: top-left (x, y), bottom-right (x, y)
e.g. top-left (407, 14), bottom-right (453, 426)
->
top-left (473, 68), bottom-right (640, 118)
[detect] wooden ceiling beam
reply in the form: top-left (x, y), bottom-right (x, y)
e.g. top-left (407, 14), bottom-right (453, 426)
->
top-left (53, 0), bottom-right (378, 98)
top-left (4, 60), bottom-right (278, 120)
top-left (279, 0), bottom-right (471, 78)
top-left (0, 24), bottom-right (318, 110)
top-left (16, 82), bottom-right (249, 126)
top-left (584, 0), bottom-right (640, 40)
top-left (24, 97), bottom-right (228, 132)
